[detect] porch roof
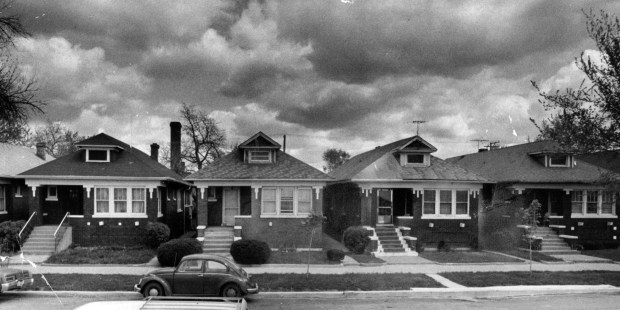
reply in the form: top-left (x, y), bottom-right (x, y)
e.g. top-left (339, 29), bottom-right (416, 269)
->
top-left (329, 136), bottom-right (490, 183)
top-left (446, 140), bottom-right (616, 184)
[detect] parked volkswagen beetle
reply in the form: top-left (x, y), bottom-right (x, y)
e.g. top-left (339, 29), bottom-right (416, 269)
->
top-left (135, 254), bottom-right (258, 298)
top-left (0, 268), bottom-right (34, 293)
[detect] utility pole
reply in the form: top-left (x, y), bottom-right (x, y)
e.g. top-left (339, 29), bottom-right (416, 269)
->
top-left (412, 120), bottom-right (426, 136)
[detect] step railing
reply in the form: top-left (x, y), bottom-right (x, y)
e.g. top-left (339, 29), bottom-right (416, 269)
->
top-left (54, 212), bottom-right (70, 253)
top-left (18, 211), bottom-right (37, 242)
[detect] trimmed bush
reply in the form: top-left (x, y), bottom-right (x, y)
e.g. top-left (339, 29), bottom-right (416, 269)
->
top-left (343, 226), bottom-right (370, 254)
top-left (326, 249), bottom-right (345, 261)
top-left (145, 222), bottom-right (170, 248)
top-left (0, 220), bottom-right (27, 252)
top-left (230, 239), bottom-right (271, 264)
top-left (157, 238), bottom-right (202, 267)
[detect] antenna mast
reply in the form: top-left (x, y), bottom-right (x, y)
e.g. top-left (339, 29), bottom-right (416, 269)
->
top-left (470, 138), bottom-right (489, 150)
top-left (412, 120), bottom-right (426, 136)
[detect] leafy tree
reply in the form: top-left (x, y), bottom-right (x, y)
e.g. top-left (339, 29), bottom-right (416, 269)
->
top-left (322, 148), bottom-right (350, 172)
top-left (0, 118), bottom-right (29, 144)
top-left (0, 2), bottom-right (44, 135)
top-left (31, 121), bottom-right (85, 157)
top-left (532, 10), bottom-right (620, 153)
top-left (179, 103), bottom-right (226, 171)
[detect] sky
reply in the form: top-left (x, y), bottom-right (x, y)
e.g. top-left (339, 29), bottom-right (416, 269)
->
top-left (9, 0), bottom-right (620, 169)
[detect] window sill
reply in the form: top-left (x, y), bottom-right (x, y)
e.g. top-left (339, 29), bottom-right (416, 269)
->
top-left (158, 213), bottom-right (163, 218)
top-left (260, 214), bottom-right (311, 219)
top-left (0, 211), bottom-right (7, 215)
top-left (421, 215), bottom-right (472, 220)
top-left (549, 215), bottom-right (564, 219)
top-left (92, 214), bottom-right (148, 218)
top-left (14, 195), bottom-right (22, 198)
top-left (571, 214), bottom-right (617, 219)
top-left (45, 197), bottom-right (58, 201)
top-left (68, 215), bottom-right (84, 218)
top-left (177, 210), bottom-right (183, 213)
top-left (234, 215), bottom-right (252, 218)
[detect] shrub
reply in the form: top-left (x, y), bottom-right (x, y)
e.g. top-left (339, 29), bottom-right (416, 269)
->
top-left (156, 238), bottom-right (202, 267)
top-left (145, 222), bottom-right (170, 248)
top-left (230, 239), bottom-right (271, 264)
top-left (519, 236), bottom-right (542, 251)
top-left (437, 240), bottom-right (451, 252)
top-left (326, 249), bottom-right (345, 261)
top-left (415, 240), bottom-right (425, 253)
top-left (0, 220), bottom-right (26, 252)
top-left (343, 226), bottom-right (370, 254)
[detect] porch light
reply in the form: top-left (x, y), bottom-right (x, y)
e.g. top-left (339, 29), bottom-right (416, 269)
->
top-left (118, 222), bottom-right (122, 226)
top-left (99, 221), bottom-right (104, 226)
top-left (614, 236), bottom-right (617, 240)
top-left (459, 223), bottom-right (465, 228)
top-left (608, 222), bottom-right (614, 226)
top-left (428, 223), bottom-right (434, 228)
top-left (135, 221), bottom-right (140, 226)
top-left (87, 222), bottom-right (90, 226)
top-left (571, 226), bottom-right (575, 230)
top-left (614, 227), bottom-right (617, 231)
top-left (578, 222), bottom-right (584, 226)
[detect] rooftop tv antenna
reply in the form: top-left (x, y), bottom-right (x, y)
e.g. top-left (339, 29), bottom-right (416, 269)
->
top-left (470, 138), bottom-right (489, 150)
top-left (412, 120), bottom-right (426, 136)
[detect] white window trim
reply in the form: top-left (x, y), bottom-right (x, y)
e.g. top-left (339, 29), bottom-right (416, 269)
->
top-left (86, 149), bottom-right (111, 163)
top-left (548, 155), bottom-right (570, 167)
top-left (177, 189), bottom-right (183, 213)
top-left (248, 150), bottom-right (272, 163)
top-left (0, 185), bottom-right (6, 213)
top-left (421, 189), bottom-right (472, 220)
top-left (571, 190), bottom-right (618, 218)
top-left (46, 186), bottom-right (58, 201)
top-left (260, 186), bottom-right (313, 218)
top-left (14, 185), bottom-right (22, 198)
top-left (157, 188), bottom-right (163, 218)
top-left (93, 186), bottom-right (147, 218)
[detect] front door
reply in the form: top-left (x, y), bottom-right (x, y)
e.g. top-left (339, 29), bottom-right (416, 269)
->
top-left (222, 187), bottom-right (239, 226)
top-left (377, 189), bottom-right (393, 224)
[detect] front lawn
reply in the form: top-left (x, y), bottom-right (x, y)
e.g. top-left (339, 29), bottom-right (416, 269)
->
top-left (496, 250), bottom-right (563, 262)
top-left (29, 273), bottom-right (442, 291)
top-left (420, 251), bottom-right (524, 263)
top-left (441, 271), bottom-right (620, 287)
top-left (347, 253), bottom-right (386, 264)
top-left (582, 248), bottom-right (620, 261)
top-left (46, 246), bottom-right (156, 264)
top-left (266, 251), bottom-right (341, 265)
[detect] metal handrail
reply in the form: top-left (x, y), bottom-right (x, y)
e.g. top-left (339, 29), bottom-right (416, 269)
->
top-left (54, 212), bottom-right (70, 252)
top-left (19, 211), bottom-right (37, 240)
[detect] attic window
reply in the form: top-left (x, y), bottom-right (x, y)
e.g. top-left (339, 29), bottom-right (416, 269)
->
top-left (549, 155), bottom-right (569, 167)
top-left (249, 150), bottom-right (271, 163)
top-left (86, 149), bottom-right (110, 162)
top-left (407, 154), bottom-right (424, 164)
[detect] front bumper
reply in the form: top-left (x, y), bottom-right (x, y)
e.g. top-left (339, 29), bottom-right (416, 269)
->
top-left (1, 278), bottom-right (34, 293)
top-left (134, 284), bottom-right (142, 293)
top-left (246, 283), bottom-right (259, 294)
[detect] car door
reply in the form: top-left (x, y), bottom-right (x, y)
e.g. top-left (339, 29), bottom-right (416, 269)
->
top-left (202, 259), bottom-right (231, 295)
top-left (172, 259), bottom-right (204, 295)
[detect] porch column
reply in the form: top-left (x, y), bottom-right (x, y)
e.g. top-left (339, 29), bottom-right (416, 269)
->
top-left (196, 186), bottom-right (208, 227)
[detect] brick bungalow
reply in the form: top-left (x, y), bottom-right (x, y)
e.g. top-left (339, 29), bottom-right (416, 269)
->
top-left (325, 135), bottom-right (489, 255)
top-left (186, 132), bottom-right (332, 250)
top-left (447, 141), bottom-right (620, 248)
top-left (18, 123), bottom-right (193, 246)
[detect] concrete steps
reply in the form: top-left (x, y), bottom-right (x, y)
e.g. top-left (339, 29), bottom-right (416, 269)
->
top-left (530, 227), bottom-right (579, 255)
top-left (373, 226), bottom-right (416, 256)
top-left (21, 225), bottom-right (61, 255)
top-left (202, 227), bottom-right (234, 254)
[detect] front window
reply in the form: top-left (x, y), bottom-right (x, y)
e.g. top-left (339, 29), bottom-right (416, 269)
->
top-left (571, 190), bottom-right (617, 217)
top-left (249, 150), bottom-right (271, 163)
top-left (0, 186), bottom-right (6, 213)
top-left (47, 186), bottom-right (58, 201)
top-left (86, 149), bottom-right (110, 162)
top-left (422, 189), bottom-right (471, 218)
top-left (94, 186), bottom-right (147, 217)
top-left (261, 187), bottom-right (314, 216)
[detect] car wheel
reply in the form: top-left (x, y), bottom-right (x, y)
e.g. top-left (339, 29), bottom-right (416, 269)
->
top-left (221, 283), bottom-right (241, 297)
top-left (143, 282), bottom-right (165, 297)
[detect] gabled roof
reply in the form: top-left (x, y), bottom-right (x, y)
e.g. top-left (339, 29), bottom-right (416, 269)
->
top-left (19, 134), bottom-right (186, 183)
top-left (329, 136), bottom-right (489, 183)
top-left (75, 133), bottom-right (127, 150)
top-left (446, 140), bottom-right (613, 184)
top-left (397, 136), bottom-right (437, 153)
top-left (186, 149), bottom-right (331, 181)
top-left (0, 144), bottom-right (54, 177)
top-left (578, 150), bottom-right (620, 174)
top-left (238, 132), bottom-right (280, 149)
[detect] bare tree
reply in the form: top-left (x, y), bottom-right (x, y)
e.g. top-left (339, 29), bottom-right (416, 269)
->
top-left (31, 121), bottom-right (85, 157)
top-left (179, 103), bottom-right (226, 171)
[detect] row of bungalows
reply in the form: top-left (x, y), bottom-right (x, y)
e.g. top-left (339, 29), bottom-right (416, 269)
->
top-left (1, 124), bottom-right (618, 255)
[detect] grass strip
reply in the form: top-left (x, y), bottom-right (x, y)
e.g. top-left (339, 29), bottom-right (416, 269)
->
top-left (347, 254), bottom-right (386, 264)
top-left (440, 271), bottom-right (620, 287)
top-left (29, 273), bottom-right (442, 291)
top-left (420, 251), bottom-right (523, 263)
top-left (267, 251), bottom-right (341, 265)
top-left (46, 246), bottom-right (156, 264)
top-left (581, 249), bottom-right (620, 262)
top-left (496, 250), bottom-right (563, 262)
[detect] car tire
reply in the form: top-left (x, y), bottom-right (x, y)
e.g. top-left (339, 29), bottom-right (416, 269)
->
top-left (143, 282), bottom-right (165, 297)
top-left (221, 283), bottom-right (241, 297)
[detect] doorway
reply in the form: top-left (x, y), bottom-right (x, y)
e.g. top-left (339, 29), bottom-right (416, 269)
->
top-left (222, 187), bottom-right (240, 226)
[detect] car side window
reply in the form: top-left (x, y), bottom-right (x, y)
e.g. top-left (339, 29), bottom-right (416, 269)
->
top-left (205, 260), bottom-right (228, 273)
top-left (177, 260), bottom-right (203, 272)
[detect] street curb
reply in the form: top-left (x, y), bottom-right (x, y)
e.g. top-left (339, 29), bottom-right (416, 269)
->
top-left (8, 285), bottom-right (620, 300)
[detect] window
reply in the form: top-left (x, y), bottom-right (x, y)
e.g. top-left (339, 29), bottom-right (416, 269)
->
top-left (177, 190), bottom-right (182, 212)
top-left (0, 186), bottom-right (5, 213)
top-left (407, 154), bottom-right (424, 164)
top-left (94, 187), bottom-right (147, 217)
top-left (157, 188), bottom-right (162, 216)
top-left (549, 155), bottom-right (569, 167)
top-left (14, 185), bottom-right (22, 197)
top-left (572, 190), bottom-right (617, 217)
top-left (178, 260), bottom-right (203, 272)
top-left (249, 150), bottom-right (271, 163)
top-left (207, 187), bottom-right (217, 201)
top-left (206, 260), bottom-right (228, 272)
top-left (183, 190), bottom-right (192, 206)
top-left (422, 189), bottom-right (471, 218)
top-left (86, 149), bottom-right (109, 162)
top-left (261, 187), bottom-right (313, 216)
top-left (47, 186), bottom-right (58, 201)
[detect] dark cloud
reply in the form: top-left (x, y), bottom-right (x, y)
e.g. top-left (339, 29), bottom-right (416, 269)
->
top-left (219, 61), bottom-right (296, 98)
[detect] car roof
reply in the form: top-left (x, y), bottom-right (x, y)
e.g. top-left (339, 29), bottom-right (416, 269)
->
top-left (182, 254), bottom-right (231, 261)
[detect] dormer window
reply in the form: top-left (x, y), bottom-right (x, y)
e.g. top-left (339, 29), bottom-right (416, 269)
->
top-left (86, 149), bottom-right (110, 162)
top-left (407, 154), bottom-right (425, 164)
top-left (249, 150), bottom-right (272, 163)
top-left (549, 155), bottom-right (569, 167)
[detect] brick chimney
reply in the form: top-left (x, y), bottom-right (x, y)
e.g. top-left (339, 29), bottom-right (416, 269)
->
top-left (35, 142), bottom-right (46, 160)
top-left (150, 143), bottom-right (160, 161)
top-left (170, 122), bottom-right (182, 174)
